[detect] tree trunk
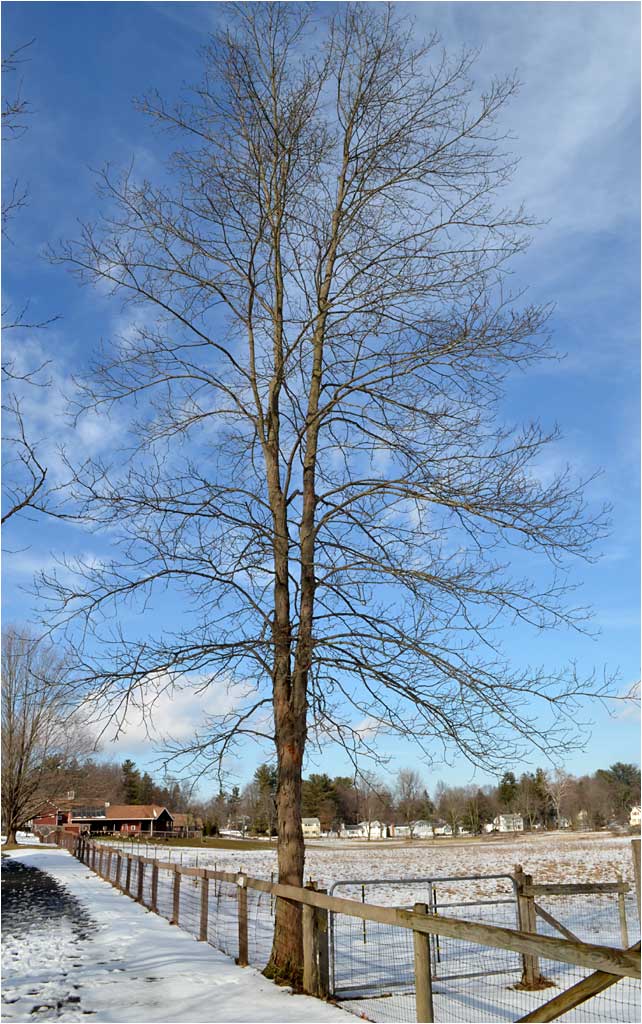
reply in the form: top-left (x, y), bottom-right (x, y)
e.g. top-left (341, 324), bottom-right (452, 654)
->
top-left (265, 691), bottom-right (306, 986)
top-left (6, 827), bottom-right (18, 845)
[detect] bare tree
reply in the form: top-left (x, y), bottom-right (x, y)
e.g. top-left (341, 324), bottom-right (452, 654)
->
top-left (435, 780), bottom-right (466, 835)
top-left (355, 773), bottom-right (392, 838)
top-left (1, 627), bottom-right (92, 844)
top-left (2, 40), bottom-right (58, 526)
top-left (546, 767), bottom-right (572, 828)
top-left (43, 4), bottom-right (614, 980)
top-left (395, 768), bottom-right (429, 836)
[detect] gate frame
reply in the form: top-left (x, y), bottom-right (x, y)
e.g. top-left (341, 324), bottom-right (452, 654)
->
top-left (328, 872), bottom-right (520, 998)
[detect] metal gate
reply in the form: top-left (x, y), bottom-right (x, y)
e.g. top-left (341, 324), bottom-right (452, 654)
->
top-left (328, 873), bottom-right (520, 1000)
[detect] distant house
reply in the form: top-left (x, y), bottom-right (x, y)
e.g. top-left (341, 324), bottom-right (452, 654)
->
top-left (357, 820), bottom-right (388, 839)
top-left (492, 814), bottom-right (524, 833)
top-left (630, 806), bottom-right (641, 829)
top-left (339, 825), bottom-right (363, 838)
top-left (432, 822), bottom-right (453, 837)
top-left (301, 817), bottom-right (321, 838)
top-left (392, 824), bottom-right (410, 837)
top-left (73, 804), bottom-right (174, 836)
top-left (411, 820), bottom-right (434, 838)
top-left (32, 797), bottom-right (106, 837)
top-left (172, 813), bottom-right (204, 837)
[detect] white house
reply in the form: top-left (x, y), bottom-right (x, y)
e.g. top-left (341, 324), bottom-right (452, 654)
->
top-left (357, 819), bottom-right (388, 839)
top-left (393, 824), bottom-right (411, 837)
top-left (411, 820), bottom-right (434, 838)
top-left (301, 817), bottom-right (321, 838)
top-left (630, 806), bottom-right (641, 829)
top-left (492, 814), bottom-right (524, 833)
top-left (433, 822), bottom-right (453, 837)
top-left (340, 826), bottom-right (362, 838)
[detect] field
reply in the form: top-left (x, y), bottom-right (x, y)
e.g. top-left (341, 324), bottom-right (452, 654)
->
top-left (100, 830), bottom-right (637, 890)
top-left (93, 831), bottom-right (640, 1023)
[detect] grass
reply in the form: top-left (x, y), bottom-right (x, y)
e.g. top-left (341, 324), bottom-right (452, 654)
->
top-left (92, 835), bottom-right (275, 851)
top-left (1, 842), bottom-right (49, 852)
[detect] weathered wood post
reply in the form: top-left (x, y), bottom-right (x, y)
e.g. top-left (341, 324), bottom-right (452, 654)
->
top-left (91, 844), bottom-right (97, 871)
top-left (115, 852), bottom-right (122, 891)
top-left (151, 862), bottom-right (159, 914)
top-left (515, 864), bottom-right (543, 988)
top-left (302, 901), bottom-right (319, 995)
top-left (316, 888), bottom-right (330, 999)
top-left (107, 850), bottom-right (113, 882)
top-left (632, 839), bottom-right (641, 919)
top-left (125, 855), bottom-right (132, 895)
top-left (301, 881), bottom-right (329, 998)
top-left (413, 903), bottom-right (434, 1023)
top-left (237, 873), bottom-right (248, 966)
top-left (137, 859), bottom-right (145, 904)
top-left (171, 867), bottom-right (181, 925)
top-left (617, 888), bottom-right (629, 948)
top-left (199, 872), bottom-right (209, 941)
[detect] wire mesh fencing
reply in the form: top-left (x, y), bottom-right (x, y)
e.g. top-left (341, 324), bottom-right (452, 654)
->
top-left (62, 837), bottom-right (639, 1024)
top-left (155, 865), bottom-right (175, 921)
top-left (330, 875), bottom-right (640, 1024)
top-left (207, 877), bottom-right (240, 961)
top-left (246, 884), bottom-right (275, 969)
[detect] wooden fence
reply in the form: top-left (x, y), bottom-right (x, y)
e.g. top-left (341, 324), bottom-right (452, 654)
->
top-left (55, 831), bottom-right (641, 1023)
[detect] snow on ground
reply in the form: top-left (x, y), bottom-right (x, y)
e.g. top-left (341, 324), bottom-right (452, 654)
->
top-left (86, 832), bottom-right (639, 1023)
top-left (106, 831), bottom-right (637, 897)
top-left (1, 848), bottom-right (352, 1024)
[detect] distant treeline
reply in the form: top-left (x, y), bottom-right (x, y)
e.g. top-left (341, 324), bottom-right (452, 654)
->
top-left (55, 757), bottom-right (640, 837)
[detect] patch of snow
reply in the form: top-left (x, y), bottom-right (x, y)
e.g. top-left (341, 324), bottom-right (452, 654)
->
top-left (1, 849), bottom-right (352, 1023)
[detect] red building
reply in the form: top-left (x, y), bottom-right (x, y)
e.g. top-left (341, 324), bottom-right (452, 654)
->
top-left (33, 801), bottom-right (174, 837)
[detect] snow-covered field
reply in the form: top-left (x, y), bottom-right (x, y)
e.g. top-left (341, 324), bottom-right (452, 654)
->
top-left (104, 830), bottom-right (637, 894)
top-left (3, 836), bottom-right (639, 1023)
top-left (86, 832), bottom-right (640, 1023)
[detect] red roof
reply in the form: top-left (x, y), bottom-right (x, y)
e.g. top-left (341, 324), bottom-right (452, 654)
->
top-left (71, 804), bottom-right (172, 822)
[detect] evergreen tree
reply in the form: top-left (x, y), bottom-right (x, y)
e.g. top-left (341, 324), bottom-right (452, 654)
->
top-left (121, 759), bottom-right (141, 803)
top-left (497, 771), bottom-right (518, 811)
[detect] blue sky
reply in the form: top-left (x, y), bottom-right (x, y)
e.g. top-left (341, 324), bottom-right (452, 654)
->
top-left (2, 2), bottom-right (640, 797)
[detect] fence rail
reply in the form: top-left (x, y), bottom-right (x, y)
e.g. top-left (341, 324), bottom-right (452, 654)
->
top-left (54, 831), bottom-right (641, 1023)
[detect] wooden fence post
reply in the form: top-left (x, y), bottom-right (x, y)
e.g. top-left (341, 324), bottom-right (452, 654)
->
top-left (107, 850), bottom-right (113, 882)
top-left (316, 889), bottom-right (330, 999)
top-left (237, 873), bottom-right (248, 966)
top-left (171, 868), bottom-right (181, 925)
top-left (303, 902), bottom-right (319, 995)
top-left (617, 890), bottom-right (629, 948)
top-left (301, 882), bottom-right (329, 998)
top-left (515, 865), bottom-right (544, 989)
top-left (413, 903), bottom-right (434, 1023)
top-left (137, 860), bottom-right (145, 904)
top-left (125, 855), bottom-right (132, 895)
top-left (632, 839), bottom-right (641, 919)
top-left (115, 852), bottom-right (122, 891)
top-left (151, 862), bottom-right (159, 913)
top-left (199, 873), bottom-right (209, 941)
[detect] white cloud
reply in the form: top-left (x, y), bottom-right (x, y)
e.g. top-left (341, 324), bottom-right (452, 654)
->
top-left (411, 2), bottom-right (639, 237)
top-left (87, 673), bottom-right (257, 759)
top-left (2, 332), bottom-right (121, 485)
